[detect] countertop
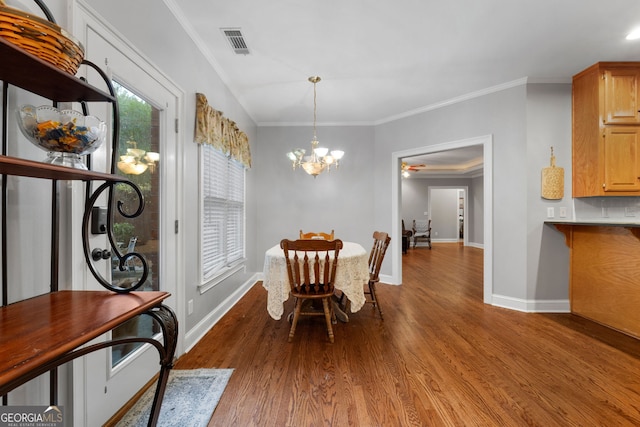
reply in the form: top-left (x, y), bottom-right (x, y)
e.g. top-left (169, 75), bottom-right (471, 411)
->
top-left (545, 219), bottom-right (640, 227)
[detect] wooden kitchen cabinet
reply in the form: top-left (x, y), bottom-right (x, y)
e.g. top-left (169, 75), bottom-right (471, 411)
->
top-left (603, 67), bottom-right (640, 124)
top-left (548, 222), bottom-right (640, 340)
top-left (572, 62), bottom-right (640, 196)
top-left (603, 126), bottom-right (640, 192)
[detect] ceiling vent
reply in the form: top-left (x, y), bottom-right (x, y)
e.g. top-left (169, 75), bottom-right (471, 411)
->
top-left (222, 28), bottom-right (250, 55)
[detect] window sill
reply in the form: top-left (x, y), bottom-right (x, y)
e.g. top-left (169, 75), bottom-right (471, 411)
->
top-left (198, 262), bottom-right (245, 294)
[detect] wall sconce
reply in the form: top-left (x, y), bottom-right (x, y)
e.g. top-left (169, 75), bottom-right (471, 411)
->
top-left (117, 140), bottom-right (159, 175)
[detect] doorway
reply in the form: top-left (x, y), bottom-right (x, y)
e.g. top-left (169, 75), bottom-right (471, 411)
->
top-left (428, 187), bottom-right (468, 245)
top-left (391, 135), bottom-right (493, 303)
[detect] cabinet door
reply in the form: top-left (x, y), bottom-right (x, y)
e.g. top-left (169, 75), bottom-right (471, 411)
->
top-left (603, 127), bottom-right (640, 192)
top-left (604, 68), bottom-right (640, 124)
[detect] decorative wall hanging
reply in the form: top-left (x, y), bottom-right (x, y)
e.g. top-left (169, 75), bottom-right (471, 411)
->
top-left (194, 92), bottom-right (251, 168)
top-left (541, 146), bottom-right (564, 200)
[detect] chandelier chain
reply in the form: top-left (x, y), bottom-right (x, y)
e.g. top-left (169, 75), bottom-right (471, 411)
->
top-left (313, 79), bottom-right (317, 140)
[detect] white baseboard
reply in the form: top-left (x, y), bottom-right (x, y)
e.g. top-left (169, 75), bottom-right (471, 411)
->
top-left (429, 238), bottom-right (458, 244)
top-left (183, 273), bottom-right (259, 353)
top-left (379, 273), bottom-right (398, 285)
top-left (491, 294), bottom-right (570, 313)
top-left (421, 240), bottom-right (484, 248)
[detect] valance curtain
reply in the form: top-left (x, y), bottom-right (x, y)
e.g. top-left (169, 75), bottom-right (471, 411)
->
top-left (194, 92), bottom-right (251, 168)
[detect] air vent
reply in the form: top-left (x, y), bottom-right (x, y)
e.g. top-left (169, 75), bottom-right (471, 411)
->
top-left (222, 28), bottom-right (250, 55)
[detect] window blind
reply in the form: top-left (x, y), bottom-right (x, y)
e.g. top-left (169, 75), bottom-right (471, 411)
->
top-left (201, 144), bottom-right (245, 280)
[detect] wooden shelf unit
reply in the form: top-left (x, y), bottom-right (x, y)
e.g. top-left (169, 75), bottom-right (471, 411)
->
top-left (0, 155), bottom-right (129, 181)
top-left (0, 37), bottom-right (114, 103)
top-left (0, 28), bottom-right (177, 427)
top-left (0, 291), bottom-right (170, 396)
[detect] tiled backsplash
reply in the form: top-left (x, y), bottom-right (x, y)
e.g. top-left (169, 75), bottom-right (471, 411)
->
top-left (574, 197), bottom-right (640, 220)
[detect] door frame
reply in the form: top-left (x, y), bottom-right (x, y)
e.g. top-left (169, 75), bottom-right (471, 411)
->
top-left (391, 134), bottom-right (493, 303)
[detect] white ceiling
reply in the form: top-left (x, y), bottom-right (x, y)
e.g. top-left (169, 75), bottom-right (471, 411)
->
top-left (170, 0), bottom-right (640, 171)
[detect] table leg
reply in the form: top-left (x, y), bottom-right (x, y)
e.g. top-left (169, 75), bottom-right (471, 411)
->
top-left (331, 294), bottom-right (349, 322)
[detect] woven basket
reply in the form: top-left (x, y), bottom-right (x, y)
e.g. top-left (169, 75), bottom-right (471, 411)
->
top-left (0, 5), bottom-right (83, 75)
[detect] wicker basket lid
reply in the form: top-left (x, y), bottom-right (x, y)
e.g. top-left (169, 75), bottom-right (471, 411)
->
top-left (0, 4), bottom-right (84, 75)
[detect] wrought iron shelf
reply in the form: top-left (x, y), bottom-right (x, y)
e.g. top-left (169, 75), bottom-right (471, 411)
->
top-left (0, 38), bottom-right (114, 103)
top-left (0, 8), bottom-right (176, 423)
top-left (0, 291), bottom-right (175, 396)
top-left (0, 155), bottom-right (129, 182)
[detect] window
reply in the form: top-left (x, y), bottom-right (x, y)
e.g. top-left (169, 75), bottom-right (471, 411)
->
top-left (201, 144), bottom-right (245, 284)
top-left (111, 80), bottom-right (162, 367)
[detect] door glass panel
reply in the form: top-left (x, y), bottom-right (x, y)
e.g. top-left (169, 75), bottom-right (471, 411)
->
top-left (111, 81), bottom-right (161, 366)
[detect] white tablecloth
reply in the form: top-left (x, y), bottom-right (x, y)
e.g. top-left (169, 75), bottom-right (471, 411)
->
top-left (262, 241), bottom-right (370, 320)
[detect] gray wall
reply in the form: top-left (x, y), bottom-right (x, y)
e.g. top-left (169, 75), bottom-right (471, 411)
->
top-left (255, 125), bottom-right (376, 263)
top-left (470, 175), bottom-right (484, 244)
top-left (527, 84), bottom-right (571, 302)
top-left (430, 188), bottom-right (460, 241)
top-left (84, 1), bottom-right (574, 328)
top-left (376, 86), bottom-right (531, 299)
top-left (401, 177), bottom-right (483, 245)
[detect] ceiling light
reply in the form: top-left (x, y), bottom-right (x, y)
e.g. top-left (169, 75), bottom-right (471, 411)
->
top-left (626, 29), bottom-right (640, 40)
top-left (286, 76), bottom-right (344, 178)
top-left (117, 140), bottom-right (159, 175)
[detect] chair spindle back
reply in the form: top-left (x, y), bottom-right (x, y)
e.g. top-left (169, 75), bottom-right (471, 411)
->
top-left (281, 239), bottom-right (343, 295)
top-left (369, 231), bottom-right (391, 281)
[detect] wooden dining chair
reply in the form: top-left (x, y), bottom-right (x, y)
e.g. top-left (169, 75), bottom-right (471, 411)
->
top-left (365, 231), bottom-right (391, 319)
top-left (299, 229), bottom-right (335, 240)
top-left (281, 238), bottom-right (343, 343)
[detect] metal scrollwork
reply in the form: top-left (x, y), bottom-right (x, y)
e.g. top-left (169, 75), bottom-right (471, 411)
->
top-left (78, 59), bottom-right (150, 293)
top-left (82, 181), bottom-right (148, 293)
top-left (145, 305), bottom-right (179, 366)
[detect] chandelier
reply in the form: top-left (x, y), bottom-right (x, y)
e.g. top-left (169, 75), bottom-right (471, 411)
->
top-left (117, 140), bottom-right (159, 175)
top-left (286, 76), bottom-right (344, 177)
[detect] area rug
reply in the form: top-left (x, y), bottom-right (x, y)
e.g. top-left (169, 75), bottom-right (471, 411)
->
top-left (116, 368), bottom-right (234, 427)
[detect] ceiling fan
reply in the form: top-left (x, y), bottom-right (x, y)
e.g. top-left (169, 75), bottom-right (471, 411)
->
top-left (401, 161), bottom-right (427, 177)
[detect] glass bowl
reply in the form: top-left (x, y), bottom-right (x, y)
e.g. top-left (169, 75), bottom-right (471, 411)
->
top-left (17, 105), bottom-right (106, 169)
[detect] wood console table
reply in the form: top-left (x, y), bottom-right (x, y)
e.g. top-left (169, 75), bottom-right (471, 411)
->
top-left (547, 220), bottom-right (640, 339)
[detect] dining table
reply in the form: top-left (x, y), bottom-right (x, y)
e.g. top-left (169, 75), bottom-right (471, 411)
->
top-left (262, 241), bottom-right (370, 321)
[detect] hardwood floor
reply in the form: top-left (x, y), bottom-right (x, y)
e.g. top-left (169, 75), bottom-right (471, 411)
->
top-left (175, 243), bottom-right (640, 426)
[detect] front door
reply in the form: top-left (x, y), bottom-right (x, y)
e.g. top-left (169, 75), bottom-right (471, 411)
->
top-left (72, 9), bottom-right (182, 426)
